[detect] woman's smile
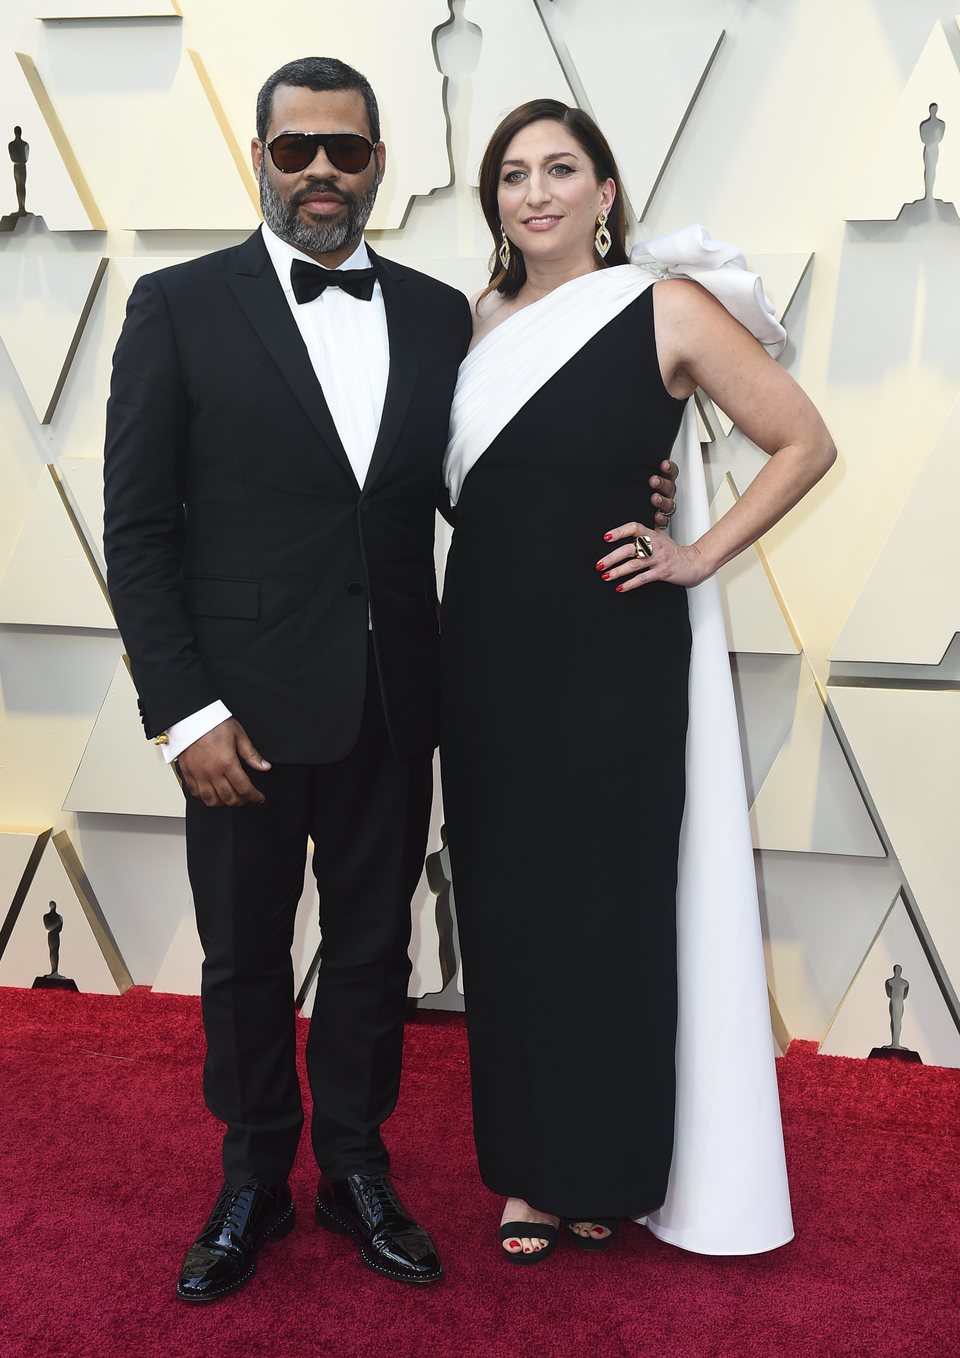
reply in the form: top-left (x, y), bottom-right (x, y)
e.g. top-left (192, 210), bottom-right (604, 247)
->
top-left (521, 214), bottom-right (563, 230)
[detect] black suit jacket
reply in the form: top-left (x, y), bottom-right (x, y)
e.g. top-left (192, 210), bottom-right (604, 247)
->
top-left (103, 230), bottom-right (471, 763)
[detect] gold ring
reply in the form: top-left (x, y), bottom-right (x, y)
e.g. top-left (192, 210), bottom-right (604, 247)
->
top-left (634, 535), bottom-right (653, 559)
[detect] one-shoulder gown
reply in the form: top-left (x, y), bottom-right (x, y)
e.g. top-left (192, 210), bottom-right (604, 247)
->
top-left (440, 289), bottom-right (690, 1218)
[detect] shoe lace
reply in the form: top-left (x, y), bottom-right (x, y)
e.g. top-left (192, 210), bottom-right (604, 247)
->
top-left (209, 1183), bottom-right (265, 1237)
top-left (355, 1174), bottom-right (411, 1229)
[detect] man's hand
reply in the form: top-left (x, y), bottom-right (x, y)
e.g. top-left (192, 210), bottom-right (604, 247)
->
top-left (650, 459), bottom-right (678, 527)
top-left (177, 718), bottom-right (271, 808)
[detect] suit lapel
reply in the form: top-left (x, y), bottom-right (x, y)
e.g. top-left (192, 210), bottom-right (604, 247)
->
top-left (363, 248), bottom-right (418, 493)
top-left (225, 231), bottom-right (356, 486)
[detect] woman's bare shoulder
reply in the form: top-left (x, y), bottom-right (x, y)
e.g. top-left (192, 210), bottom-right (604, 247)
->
top-left (470, 287), bottom-right (509, 319)
top-left (651, 276), bottom-right (730, 332)
top-left (469, 287), bottom-right (514, 346)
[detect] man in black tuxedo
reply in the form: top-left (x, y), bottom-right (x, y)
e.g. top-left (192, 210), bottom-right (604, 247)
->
top-left (104, 56), bottom-right (676, 1301)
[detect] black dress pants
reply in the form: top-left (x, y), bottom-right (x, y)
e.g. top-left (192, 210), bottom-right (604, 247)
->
top-left (184, 647), bottom-right (433, 1187)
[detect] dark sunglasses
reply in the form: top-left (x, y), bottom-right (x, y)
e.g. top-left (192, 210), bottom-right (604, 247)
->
top-left (265, 131), bottom-right (376, 175)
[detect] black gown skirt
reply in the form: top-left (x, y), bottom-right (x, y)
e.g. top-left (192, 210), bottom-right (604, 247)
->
top-left (440, 290), bottom-right (691, 1219)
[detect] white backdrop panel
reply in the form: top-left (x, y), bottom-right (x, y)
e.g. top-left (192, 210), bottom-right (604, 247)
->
top-left (750, 681), bottom-right (885, 858)
top-left (0, 465), bottom-right (113, 629)
top-left (34, 2), bottom-right (180, 16)
top-left (0, 246), bottom-right (105, 423)
top-left (64, 658), bottom-right (185, 818)
top-left (829, 685), bottom-right (960, 1003)
top-left (560, 22), bottom-right (723, 220)
top-left (463, 0), bottom-right (572, 185)
top-left (123, 49), bottom-right (259, 230)
top-left (831, 389), bottom-right (960, 666)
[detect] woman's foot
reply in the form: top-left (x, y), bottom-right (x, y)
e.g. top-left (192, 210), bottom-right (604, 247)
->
top-left (500, 1198), bottom-right (560, 1258)
top-left (568, 1220), bottom-right (614, 1243)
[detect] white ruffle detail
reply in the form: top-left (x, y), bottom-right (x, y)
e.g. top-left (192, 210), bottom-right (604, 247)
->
top-left (630, 223), bottom-right (787, 358)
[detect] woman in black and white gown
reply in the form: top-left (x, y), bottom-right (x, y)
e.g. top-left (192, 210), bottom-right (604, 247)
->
top-left (439, 101), bottom-right (836, 1262)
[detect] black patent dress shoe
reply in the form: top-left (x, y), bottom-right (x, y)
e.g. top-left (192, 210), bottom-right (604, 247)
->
top-left (176, 1181), bottom-right (295, 1303)
top-left (315, 1173), bottom-right (443, 1284)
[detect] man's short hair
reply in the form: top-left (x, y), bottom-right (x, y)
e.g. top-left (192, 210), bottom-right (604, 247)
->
top-left (256, 57), bottom-right (381, 143)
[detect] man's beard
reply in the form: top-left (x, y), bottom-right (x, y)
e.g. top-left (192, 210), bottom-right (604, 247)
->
top-left (259, 163), bottom-right (380, 255)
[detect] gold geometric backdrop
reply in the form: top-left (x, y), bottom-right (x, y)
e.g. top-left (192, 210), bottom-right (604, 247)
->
top-left (1, 0), bottom-right (958, 1065)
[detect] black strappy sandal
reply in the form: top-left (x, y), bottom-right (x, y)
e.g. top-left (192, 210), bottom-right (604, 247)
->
top-left (500, 1219), bottom-right (559, 1265)
top-left (565, 1217), bottom-right (620, 1251)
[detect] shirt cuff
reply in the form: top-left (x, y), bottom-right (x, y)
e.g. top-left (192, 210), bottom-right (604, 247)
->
top-left (161, 701), bottom-right (232, 763)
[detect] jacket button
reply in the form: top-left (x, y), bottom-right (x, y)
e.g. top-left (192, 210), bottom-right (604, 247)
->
top-left (347, 582), bottom-right (364, 595)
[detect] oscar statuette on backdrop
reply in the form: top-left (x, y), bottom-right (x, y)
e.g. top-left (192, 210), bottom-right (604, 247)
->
top-left (1, 124), bottom-right (30, 232)
top-left (32, 900), bottom-right (79, 992)
top-left (868, 964), bottom-right (921, 1063)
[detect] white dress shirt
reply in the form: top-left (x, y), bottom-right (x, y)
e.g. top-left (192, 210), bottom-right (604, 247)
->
top-left (161, 223), bottom-right (390, 763)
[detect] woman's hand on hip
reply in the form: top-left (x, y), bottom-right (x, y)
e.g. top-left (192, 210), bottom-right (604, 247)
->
top-left (595, 520), bottom-right (707, 591)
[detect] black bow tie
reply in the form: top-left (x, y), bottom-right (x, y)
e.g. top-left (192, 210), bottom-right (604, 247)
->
top-left (290, 258), bottom-right (377, 304)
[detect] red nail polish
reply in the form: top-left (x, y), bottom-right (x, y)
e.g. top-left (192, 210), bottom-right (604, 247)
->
top-left (595, 561), bottom-right (606, 571)
top-left (603, 533), bottom-right (614, 541)
top-left (602, 572), bottom-right (611, 581)
top-left (616, 584), bottom-right (624, 593)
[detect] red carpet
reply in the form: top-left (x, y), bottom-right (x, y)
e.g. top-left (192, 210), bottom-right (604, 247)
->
top-left (1, 987), bottom-right (958, 1358)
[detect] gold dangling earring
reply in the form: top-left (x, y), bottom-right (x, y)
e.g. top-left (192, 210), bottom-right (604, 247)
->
top-left (499, 224), bottom-right (511, 271)
top-left (595, 209), bottom-right (612, 260)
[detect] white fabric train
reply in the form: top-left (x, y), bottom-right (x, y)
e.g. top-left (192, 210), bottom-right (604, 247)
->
top-left (443, 225), bottom-right (794, 1255)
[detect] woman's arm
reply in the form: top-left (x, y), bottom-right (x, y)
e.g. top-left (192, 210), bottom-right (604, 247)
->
top-left (598, 278), bottom-right (836, 590)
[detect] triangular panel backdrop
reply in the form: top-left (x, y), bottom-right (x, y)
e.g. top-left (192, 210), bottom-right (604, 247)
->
top-left (0, 0), bottom-right (956, 1067)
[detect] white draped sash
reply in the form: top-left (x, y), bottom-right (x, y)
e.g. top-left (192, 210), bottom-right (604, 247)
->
top-left (444, 225), bottom-right (794, 1255)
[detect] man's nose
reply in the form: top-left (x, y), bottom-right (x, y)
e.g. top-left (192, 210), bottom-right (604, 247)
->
top-left (304, 145), bottom-right (340, 178)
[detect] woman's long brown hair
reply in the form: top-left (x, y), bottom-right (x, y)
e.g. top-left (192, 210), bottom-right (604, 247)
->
top-left (477, 99), bottom-right (629, 305)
